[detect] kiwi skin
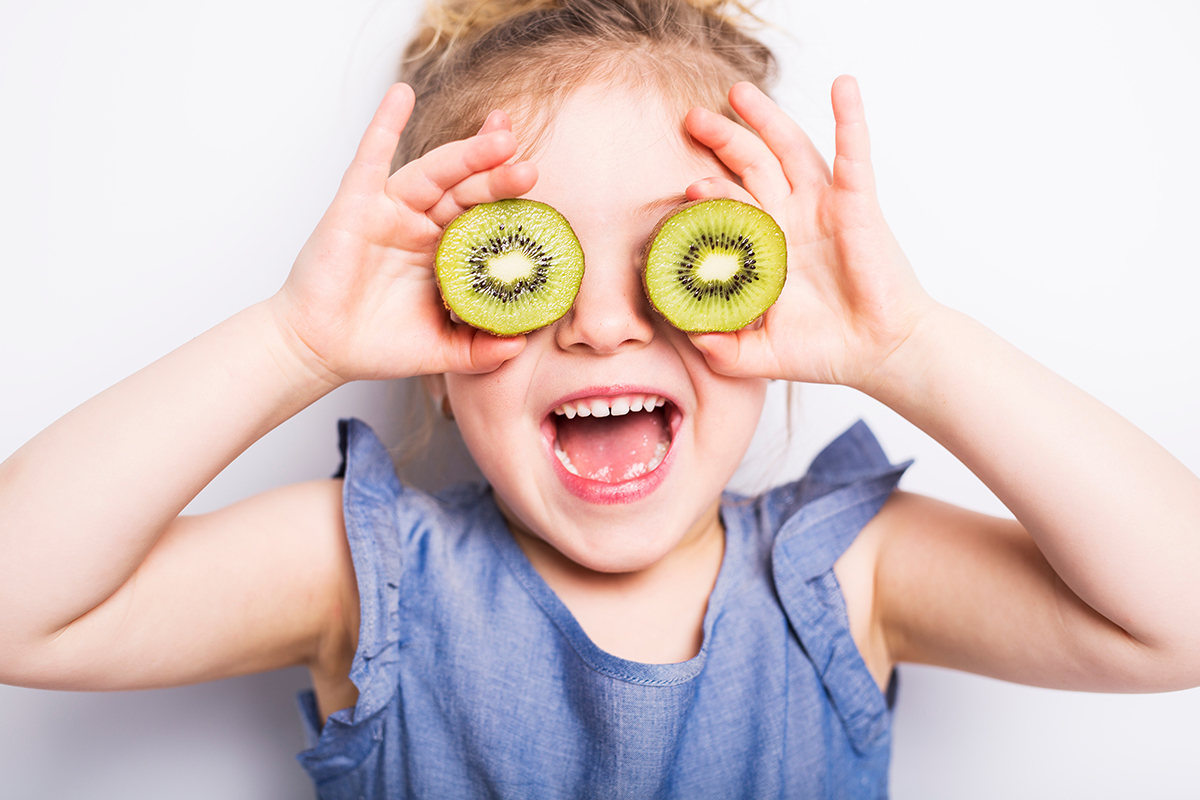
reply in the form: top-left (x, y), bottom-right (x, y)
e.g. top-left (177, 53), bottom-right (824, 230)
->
top-left (436, 199), bottom-right (585, 336)
top-left (642, 198), bottom-right (788, 333)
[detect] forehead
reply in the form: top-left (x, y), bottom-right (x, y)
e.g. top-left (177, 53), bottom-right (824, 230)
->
top-left (516, 84), bottom-right (726, 217)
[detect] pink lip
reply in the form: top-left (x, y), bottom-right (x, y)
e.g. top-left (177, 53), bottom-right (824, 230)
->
top-left (545, 435), bottom-right (676, 505)
top-left (540, 385), bottom-right (682, 505)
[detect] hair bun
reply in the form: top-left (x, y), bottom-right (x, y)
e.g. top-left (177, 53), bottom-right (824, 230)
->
top-left (410, 0), bottom-right (761, 61)
top-left (409, 1), bottom-right (556, 59)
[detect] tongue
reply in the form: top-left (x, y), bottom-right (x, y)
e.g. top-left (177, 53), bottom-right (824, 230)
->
top-left (556, 409), bottom-right (669, 483)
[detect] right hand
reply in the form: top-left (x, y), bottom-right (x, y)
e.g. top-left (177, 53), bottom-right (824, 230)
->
top-left (270, 83), bottom-right (537, 385)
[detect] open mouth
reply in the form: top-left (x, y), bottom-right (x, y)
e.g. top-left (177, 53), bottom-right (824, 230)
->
top-left (544, 392), bottom-right (678, 487)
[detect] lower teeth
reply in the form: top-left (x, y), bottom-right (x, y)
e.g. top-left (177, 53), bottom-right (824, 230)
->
top-left (554, 442), bottom-right (580, 476)
top-left (554, 440), bottom-right (669, 481)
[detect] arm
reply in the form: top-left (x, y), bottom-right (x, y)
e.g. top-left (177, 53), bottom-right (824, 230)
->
top-left (866, 305), bottom-right (1200, 690)
top-left (684, 77), bottom-right (1200, 690)
top-left (0, 86), bottom-right (535, 694)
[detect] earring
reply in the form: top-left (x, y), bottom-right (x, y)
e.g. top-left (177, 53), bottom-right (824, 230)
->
top-left (440, 395), bottom-right (455, 421)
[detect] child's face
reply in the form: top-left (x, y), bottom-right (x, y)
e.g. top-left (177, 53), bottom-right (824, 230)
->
top-left (443, 83), bottom-right (767, 573)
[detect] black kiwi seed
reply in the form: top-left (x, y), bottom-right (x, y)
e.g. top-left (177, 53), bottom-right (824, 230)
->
top-left (643, 198), bottom-right (787, 333)
top-left (436, 199), bottom-right (584, 336)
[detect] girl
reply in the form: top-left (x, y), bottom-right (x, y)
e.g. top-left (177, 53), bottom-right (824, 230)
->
top-left (2, 0), bottom-right (1198, 797)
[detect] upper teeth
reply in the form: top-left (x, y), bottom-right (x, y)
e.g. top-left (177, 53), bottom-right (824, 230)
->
top-left (552, 393), bottom-right (665, 419)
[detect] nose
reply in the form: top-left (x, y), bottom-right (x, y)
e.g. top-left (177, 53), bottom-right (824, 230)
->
top-left (554, 249), bottom-right (656, 354)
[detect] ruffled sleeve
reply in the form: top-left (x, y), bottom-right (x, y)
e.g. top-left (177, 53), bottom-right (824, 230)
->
top-left (296, 418), bottom-right (408, 782)
top-left (768, 421), bottom-right (911, 754)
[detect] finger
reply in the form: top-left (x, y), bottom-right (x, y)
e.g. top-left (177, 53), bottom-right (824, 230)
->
top-left (424, 162), bottom-right (539, 227)
top-left (437, 327), bottom-right (527, 375)
top-left (726, 82), bottom-right (832, 191)
top-left (387, 129), bottom-right (520, 213)
top-left (342, 83), bottom-right (416, 191)
top-left (685, 106), bottom-right (792, 208)
top-left (685, 176), bottom-right (760, 207)
top-left (689, 328), bottom-right (782, 379)
top-left (830, 75), bottom-right (876, 195)
top-left (477, 109), bottom-right (513, 135)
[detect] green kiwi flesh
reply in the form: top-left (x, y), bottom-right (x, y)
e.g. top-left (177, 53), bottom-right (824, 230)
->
top-left (436, 199), bottom-right (584, 336)
top-left (643, 198), bottom-right (787, 333)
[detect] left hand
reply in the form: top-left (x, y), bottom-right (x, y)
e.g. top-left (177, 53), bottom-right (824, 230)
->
top-left (683, 76), bottom-right (935, 391)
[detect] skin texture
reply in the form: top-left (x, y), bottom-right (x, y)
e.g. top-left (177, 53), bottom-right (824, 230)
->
top-left (1, 77), bottom-right (1198, 732)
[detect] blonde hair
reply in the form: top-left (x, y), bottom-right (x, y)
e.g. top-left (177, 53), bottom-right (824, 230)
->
top-left (393, 0), bottom-right (776, 168)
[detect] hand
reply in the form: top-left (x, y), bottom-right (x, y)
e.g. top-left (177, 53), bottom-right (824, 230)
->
top-left (269, 84), bottom-right (537, 385)
top-left (683, 77), bottom-right (935, 391)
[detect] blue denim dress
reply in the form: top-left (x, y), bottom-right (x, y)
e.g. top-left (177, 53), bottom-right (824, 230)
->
top-left (296, 418), bottom-right (910, 799)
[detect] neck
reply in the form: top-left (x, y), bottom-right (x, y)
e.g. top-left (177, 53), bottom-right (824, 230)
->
top-left (503, 499), bottom-right (726, 663)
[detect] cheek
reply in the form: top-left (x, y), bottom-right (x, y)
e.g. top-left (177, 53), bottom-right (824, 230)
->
top-left (712, 379), bottom-right (768, 450)
top-left (444, 374), bottom-right (511, 455)
top-left (673, 331), bottom-right (768, 447)
top-left (444, 361), bottom-right (542, 479)
top-left (693, 369), bottom-right (768, 460)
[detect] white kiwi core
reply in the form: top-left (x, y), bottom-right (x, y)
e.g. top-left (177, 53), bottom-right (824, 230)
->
top-left (488, 251), bottom-right (537, 282)
top-left (695, 252), bottom-right (741, 282)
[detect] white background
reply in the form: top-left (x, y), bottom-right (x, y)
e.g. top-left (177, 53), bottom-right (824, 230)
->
top-left (1, 1), bottom-right (1198, 797)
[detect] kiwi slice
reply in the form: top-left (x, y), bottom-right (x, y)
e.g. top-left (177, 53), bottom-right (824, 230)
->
top-left (643, 198), bottom-right (787, 333)
top-left (436, 199), bottom-right (584, 336)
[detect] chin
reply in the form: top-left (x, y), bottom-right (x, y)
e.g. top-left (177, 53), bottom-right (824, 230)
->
top-left (557, 525), bottom-right (687, 574)
top-left (497, 491), bottom-right (694, 575)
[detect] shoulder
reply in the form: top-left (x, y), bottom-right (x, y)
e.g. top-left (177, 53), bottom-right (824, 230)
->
top-left (338, 416), bottom-right (488, 524)
top-left (735, 420), bottom-right (910, 562)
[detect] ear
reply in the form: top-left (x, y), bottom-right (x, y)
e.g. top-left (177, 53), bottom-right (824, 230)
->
top-left (421, 374), bottom-right (453, 419)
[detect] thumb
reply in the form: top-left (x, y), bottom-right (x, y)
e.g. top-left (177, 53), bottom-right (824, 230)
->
top-left (439, 328), bottom-right (527, 375)
top-left (689, 329), bottom-right (777, 378)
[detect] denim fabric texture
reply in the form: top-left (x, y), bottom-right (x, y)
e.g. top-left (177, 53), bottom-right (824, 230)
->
top-left (296, 418), bottom-right (911, 799)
